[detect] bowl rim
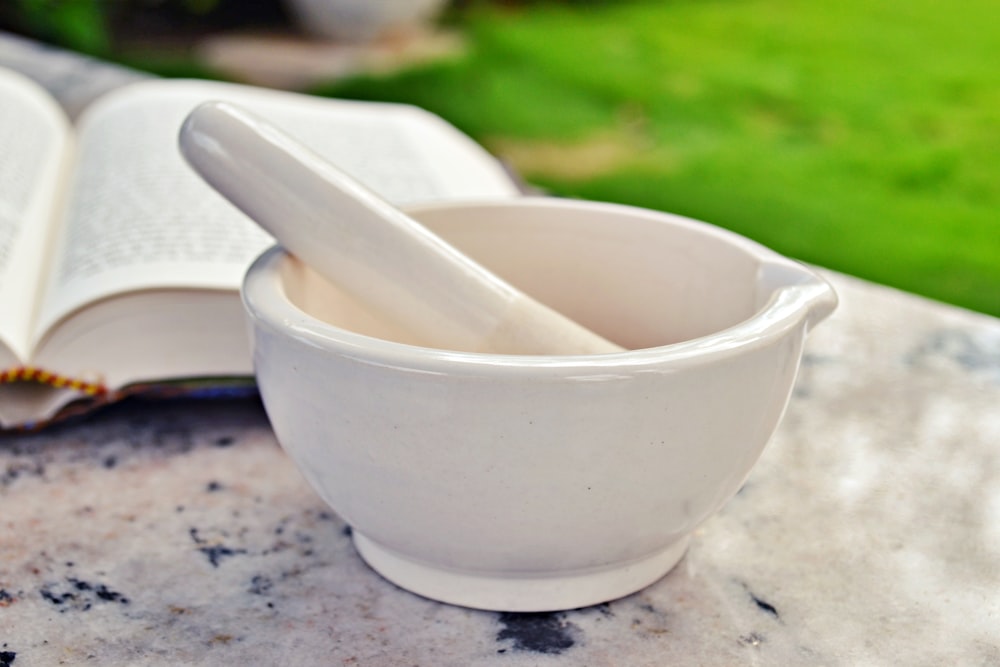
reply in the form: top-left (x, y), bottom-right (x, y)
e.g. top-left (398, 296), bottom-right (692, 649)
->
top-left (241, 198), bottom-right (834, 374)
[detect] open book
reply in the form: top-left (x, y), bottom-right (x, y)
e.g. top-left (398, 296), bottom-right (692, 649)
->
top-left (0, 67), bottom-right (519, 429)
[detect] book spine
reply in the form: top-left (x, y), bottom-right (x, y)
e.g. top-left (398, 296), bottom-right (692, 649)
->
top-left (0, 366), bottom-right (107, 396)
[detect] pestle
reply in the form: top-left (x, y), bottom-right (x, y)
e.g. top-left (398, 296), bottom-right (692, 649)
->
top-left (179, 101), bottom-right (623, 355)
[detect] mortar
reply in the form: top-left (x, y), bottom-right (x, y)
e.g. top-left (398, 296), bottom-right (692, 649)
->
top-left (242, 197), bottom-right (837, 611)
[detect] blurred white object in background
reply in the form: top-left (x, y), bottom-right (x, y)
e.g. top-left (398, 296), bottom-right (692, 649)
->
top-left (284, 0), bottom-right (450, 42)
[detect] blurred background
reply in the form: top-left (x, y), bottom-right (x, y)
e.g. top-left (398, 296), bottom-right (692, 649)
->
top-left (2, 0), bottom-right (997, 317)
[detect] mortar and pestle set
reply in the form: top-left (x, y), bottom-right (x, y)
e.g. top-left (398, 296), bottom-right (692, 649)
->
top-left (180, 102), bottom-right (836, 612)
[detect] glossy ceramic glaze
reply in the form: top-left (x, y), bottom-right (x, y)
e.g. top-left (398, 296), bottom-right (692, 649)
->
top-left (242, 198), bottom-right (837, 611)
top-left (181, 101), bottom-right (621, 355)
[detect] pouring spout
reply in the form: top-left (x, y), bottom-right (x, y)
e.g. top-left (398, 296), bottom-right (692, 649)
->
top-left (757, 260), bottom-right (838, 333)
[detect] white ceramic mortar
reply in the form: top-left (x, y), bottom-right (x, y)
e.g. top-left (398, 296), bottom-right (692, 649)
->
top-left (242, 197), bottom-right (837, 611)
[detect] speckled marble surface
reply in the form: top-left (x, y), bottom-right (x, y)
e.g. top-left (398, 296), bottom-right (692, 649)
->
top-left (2, 272), bottom-right (999, 666)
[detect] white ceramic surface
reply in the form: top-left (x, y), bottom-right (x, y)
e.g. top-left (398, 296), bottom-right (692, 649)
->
top-left (179, 102), bottom-right (621, 355)
top-left (242, 198), bottom-right (837, 612)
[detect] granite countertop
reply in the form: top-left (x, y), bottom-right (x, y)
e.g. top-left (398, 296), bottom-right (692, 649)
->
top-left (2, 272), bottom-right (999, 666)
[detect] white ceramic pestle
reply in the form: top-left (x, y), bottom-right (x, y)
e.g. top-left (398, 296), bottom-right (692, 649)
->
top-left (179, 101), bottom-right (623, 355)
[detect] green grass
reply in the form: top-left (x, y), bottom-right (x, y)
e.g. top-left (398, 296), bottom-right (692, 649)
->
top-left (313, 0), bottom-right (1000, 317)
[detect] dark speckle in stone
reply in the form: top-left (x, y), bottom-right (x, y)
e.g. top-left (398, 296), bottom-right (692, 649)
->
top-left (199, 545), bottom-right (247, 568)
top-left (39, 578), bottom-right (129, 611)
top-left (496, 612), bottom-right (579, 655)
top-left (750, 592), bottom-right (779, 619)
top-left (1, 459), bottom-right (45, 487)
top-left (189, 527), bottom-right (247, 567)
top-left (594, 603), bottom-right (613, 617)
top-left (249, 575), bottom-right (273, 595)
top-left (92, 583), bottom-right (129, 603)
top-left (214, 436), bottom-right (235, 447)
top-left (0, 650), bottom-right (15, 667)
top-left (102, 455), bottom-right (117, 469)
top-left (39, 587), bottom-right (74, 606)
top-left (206, 480), bottom-right (224, 493)
top-left (342, 525), bottom-right (353, 537)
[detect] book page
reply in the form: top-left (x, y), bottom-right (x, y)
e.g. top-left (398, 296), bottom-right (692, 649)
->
top-left (0, 67), bottom-right (71, 363)
top-left (35, 79), bottom-right (518, 340)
